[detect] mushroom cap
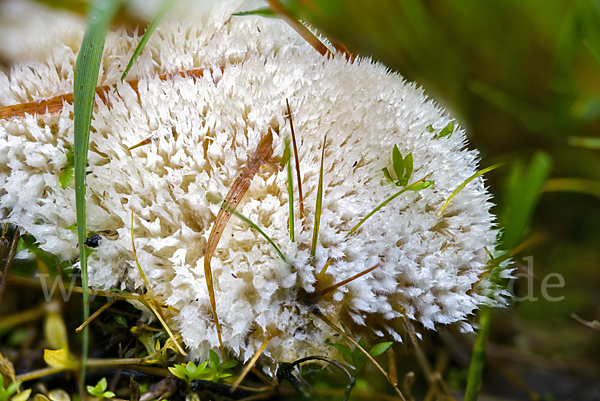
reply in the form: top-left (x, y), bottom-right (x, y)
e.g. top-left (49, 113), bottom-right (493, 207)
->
top-left (0, 0), bottom-right (508, 363)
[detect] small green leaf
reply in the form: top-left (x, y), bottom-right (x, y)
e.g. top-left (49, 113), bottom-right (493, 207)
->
top-left (114, 314), bottom-right (127, 327)
top-left (341, 354), bottom-right (354, 366)
top-left (232, 7), bottom-right (278, 18)
top-left (11, 388), bottom-right (31, 401)
top-left (168, 366), bottom-right (187, 381)
top-left (59, 165), bottom-right (75, 189)
top-left (382, 167), bottom-right (395, 184)
top-left (44, 311), bottom-right (69, 350)
top-left (222, 359), bottom-right (238, 369)
top-left (369, 342), bottom-right (393, 357)
top-left (86, 386), bottom-right (95, 396)
top-left (98, 377), bottom-right (107, 392)
top-left (426, 124), bottom-right (435, 133)
top-left (331, 343), bottom-right (353, 357)
top-left (186, 361), bottom-right (197, 375)
top-left (403, 152), bottom-right (413, 182)
top-left (209, 349), bottom-right (220, 371)
top-left (5, 382), bottom-right (20, 399)
top-left (44, 348), bottom-right (76, 370)
top-left (435, 121), bottom-right (454, 139)
top-left (392, 145), bottom-right (404, 179)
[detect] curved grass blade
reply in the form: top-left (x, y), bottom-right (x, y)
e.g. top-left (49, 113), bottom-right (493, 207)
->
top-left (283, 136), bottom-right (295, 242)
top-left (73, 0), bottom-right (120, 390)
top-left (220, 202), bottom-right (285, 261)
top-left (437, 163), bottom-right (504, 216)
top-left (348, 176), bottom-right (433, 237)
top-left (120, 0), bottom-right (179, 82)
top-left (204, 129), bottom-right (274, 357)
top-left (543, 177), bottom-right (600, 198)
top-left (567, 136), bottom-right (600, 149)
top-left (310, 135), bottom-right (327, 265)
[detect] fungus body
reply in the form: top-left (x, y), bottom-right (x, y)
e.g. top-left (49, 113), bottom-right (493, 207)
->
top-left (0, 0), bottom-right (508, 363)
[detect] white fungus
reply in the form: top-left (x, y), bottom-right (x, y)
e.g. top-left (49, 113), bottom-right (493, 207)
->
top-left (0, 0), bottom-right (509, 364)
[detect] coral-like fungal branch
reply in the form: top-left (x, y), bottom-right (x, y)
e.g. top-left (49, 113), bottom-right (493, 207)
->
top-left (204, 129), bottom-right (274, 357)
top-left (286, 99), bottom-right (305, 220)
top-left (0, 67), bottom-right (220, 120)
top-left (131, 212), bottom-right (187, 356)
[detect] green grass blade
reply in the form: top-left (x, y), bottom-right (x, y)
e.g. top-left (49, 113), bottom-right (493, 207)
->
top-left (232, 6), bottom-right (278, 18)
top-left (311, 135), bottom-right (327, 265)
top-left (348, 177), bottom-right (433, 237)
top-left (464, 152), bottom-right (552, 401)
top-left (73, 0), bottom-right (120, 390)
top-left (543, 178), bottom-right (600, 198)
top-left (463, 305), bottom-right (493, 401)
top-left (120, 0), bottom-right (178, 82)
top-left (230, 207), bottom-right (286, 262)
top-left (437, 163), bottom-right (504, 217)
top-left (207, 194), bottom-right (285, 261)
top-left (500, 152), bottom-right (552, 250)
top-left (284, 136), bottom-right (295, 242)
top-left (568, 136), bottom-right (600, 149)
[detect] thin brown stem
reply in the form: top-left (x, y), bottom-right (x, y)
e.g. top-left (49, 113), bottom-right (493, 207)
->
top-left (311, 263), bottom-right (379, 299)
top-left (286, 99), bottom-right (305, 219)
top-left (0, 226), bottom-right (19, 308)
top-left (231, 334), bottom-right (273, 392)
top-left (76, 297), bottom-right (118, 333)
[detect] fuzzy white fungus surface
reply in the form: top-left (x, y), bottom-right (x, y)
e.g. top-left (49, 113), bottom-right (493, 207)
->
top-left (0, 0), bottom-right (508, 363)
